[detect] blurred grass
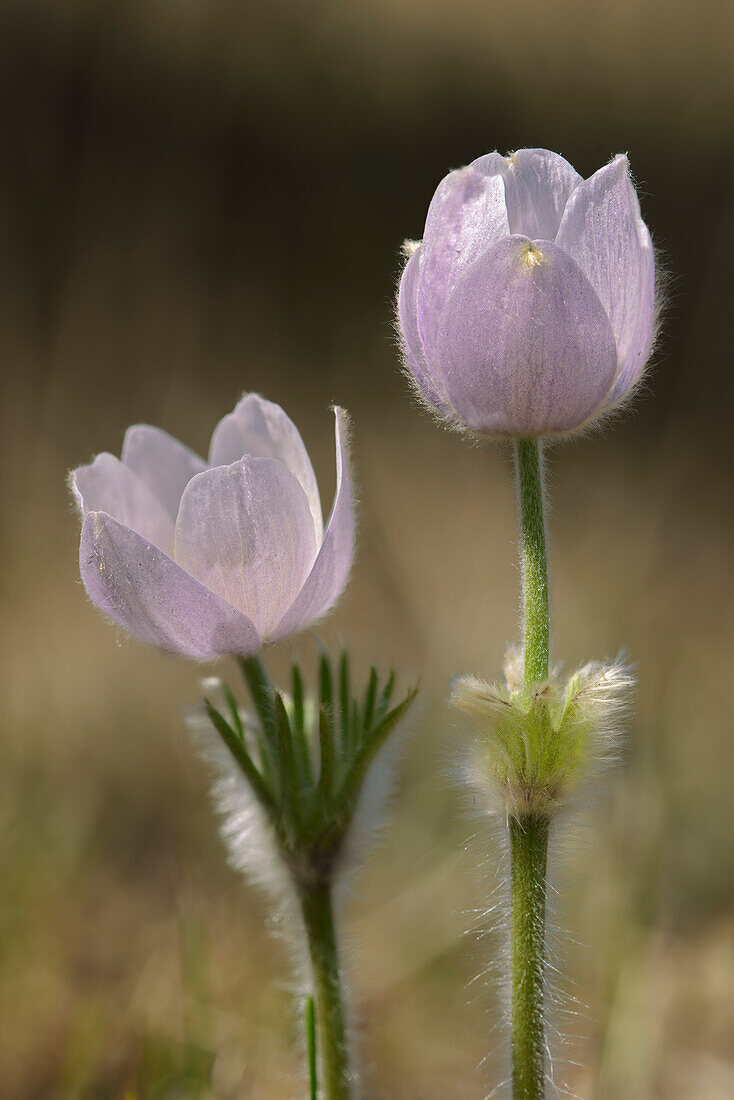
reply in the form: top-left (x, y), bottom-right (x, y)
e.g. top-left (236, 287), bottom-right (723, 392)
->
top-left (0, 0), bottom-right (732, 1097)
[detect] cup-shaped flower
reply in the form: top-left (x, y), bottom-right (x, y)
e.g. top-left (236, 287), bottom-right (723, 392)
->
top-left (70, 395), bottom-right (355, 660)
top-left (398, 149), bottom-right (656, 438)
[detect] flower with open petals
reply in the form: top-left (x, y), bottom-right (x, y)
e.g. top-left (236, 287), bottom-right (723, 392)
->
top-left (70, 396), bottom-right (355, 660)
top-left (397, 149), bottom-right (656, 438)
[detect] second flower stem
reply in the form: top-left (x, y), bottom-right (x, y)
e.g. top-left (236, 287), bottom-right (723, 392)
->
top-left (512, 437), bottom-right (551, 1099)
top-left (509, 813), bottom-right (550, 1100)
top-left (515, 438), bottom-right (550, 690)
top-left (299, 879), bottom-right (351, 1100)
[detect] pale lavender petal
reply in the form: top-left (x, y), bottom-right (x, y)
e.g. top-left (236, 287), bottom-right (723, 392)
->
top-left (469, 151), bottom-right (510, 178)
top-left (435, 236), bottom-right (618, 436)
top-left (80, 512), bottom-right (260, 659)
top-left (500, 149), bottom-right (582, 240)
top-left (556, 154), bottom-right (656, 404)
top-left (175, 457), bottom-right (318, 639)
top-left (271, 407), bottom-right (354, 641)
top-left (397, 246), bottom-right (452, 414)
top-left (72, 454), bottom-right (174, 554)
top-left (121, 425), bottom-right (205, 520)
top-left (418, 167), bottom-right (509, 357)
top-left (208, 394), bottom-right (323, 542)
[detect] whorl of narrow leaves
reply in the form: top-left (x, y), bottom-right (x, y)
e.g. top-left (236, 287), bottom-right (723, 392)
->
top-left (202, 653), bottom-right (416, 885)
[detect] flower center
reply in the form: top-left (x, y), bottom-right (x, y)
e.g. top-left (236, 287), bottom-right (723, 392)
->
top-left (518, 241), bottom-right (546, 270)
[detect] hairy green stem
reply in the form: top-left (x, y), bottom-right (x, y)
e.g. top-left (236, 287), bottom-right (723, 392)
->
top-left (509, 814), bottom-right (550, 1099)
top-left (299, 880), bottom-right (350, 1100)
top-left (511, 438), bottom-right (551, 1099)
top-left (306, 995), bottom-right (318, 1100)
top-left (515, 438), bottom-right (550, 689)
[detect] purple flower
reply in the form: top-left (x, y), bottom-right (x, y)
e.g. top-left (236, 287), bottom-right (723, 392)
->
top-left (398, 149), bottom-right (656, 438)
top-left (70, 396), bottom-right (355, 660)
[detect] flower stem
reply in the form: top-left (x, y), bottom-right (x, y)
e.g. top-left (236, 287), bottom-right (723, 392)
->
top-left (306, 995), bottom-right (318, 1100)
top-left (511, 437), bottom-right (551, 1099)
top-left (509, 814), bottom-right (550, 1099)
top-left (514, 438), bottom-right (550, 689)
top-left (299, 879), bottom-right (351, 1100)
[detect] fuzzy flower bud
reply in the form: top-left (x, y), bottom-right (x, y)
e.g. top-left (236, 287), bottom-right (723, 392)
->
top-left (451, 647), bottom-right (634, 818)
top-left (397, 149), bottom-right (656, 439)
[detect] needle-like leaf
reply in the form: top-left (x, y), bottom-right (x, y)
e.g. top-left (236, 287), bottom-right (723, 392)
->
top-left (203, 698), bottom-right (275, 816)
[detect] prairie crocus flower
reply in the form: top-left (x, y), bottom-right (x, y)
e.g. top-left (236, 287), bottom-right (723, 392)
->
top-left (71, 395), bottom-right (355, 660)
top-left (398, 149), bottom-right (656, 438)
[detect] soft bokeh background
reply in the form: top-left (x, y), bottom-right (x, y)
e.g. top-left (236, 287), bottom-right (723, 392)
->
top-left (1, 0), bottom-right (732, 1096)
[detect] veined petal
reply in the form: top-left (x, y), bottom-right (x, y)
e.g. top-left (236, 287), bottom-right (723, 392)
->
top-left (499, 148), bottom-right (582, 240)
top-left (435, 236), bottom-right (618, 436)
top-left (80, 512), bottom-right (260, 659)
top-left (121, 425), bottom-right (206, 520)
top-left (556, 154), bottom-right (656, 403)
top-left (208, 394), bottom-right (323, 543)
top-left (271, 407), bottom-right (355, 641)
top-left (72, 454), bottom-right (174, 554)
top-left (397, 246), bottom-right (452, 414)
top-left (419, 167), bottom-right (509, 356)
top-left (175, 457), bottom-right (318, 639)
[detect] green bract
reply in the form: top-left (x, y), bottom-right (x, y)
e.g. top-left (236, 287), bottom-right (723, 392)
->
top-left (202, 652), bottom-right (417, 883)
top-left (452, 649), bottom-right (633, 818)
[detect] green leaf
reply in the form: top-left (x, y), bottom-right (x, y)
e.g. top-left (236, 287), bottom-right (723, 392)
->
top-left (238, 655), bottom-right (277, 734)
top-left (319, 652), bottom-right (333, 716)
top-left (274, 692), bottom-right (302, 824)
top-left (305, 996), bottom-right (317, 1100)
top-left (221, 681), bottom-right (244, 742)
top-left (292, 663), bottom-right (305, 736)
top-left (362, 666), bottom-right (378, 734)
top-left (289, 662), bottom-right (313, 789)
top-left (238, 655), bottom-right (280, 788)
top-left (203, 699), bottom-right (275, 816)
top-left (375, 670), bottom-right (396, 723)
top-left (340, 687), bottom-right (417, 814)
top-left (318, 706), bottom-right (336, 803)
top-left (338, 650), bottom-right (351, 751)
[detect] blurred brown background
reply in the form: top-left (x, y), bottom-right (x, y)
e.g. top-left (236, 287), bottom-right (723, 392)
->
top-left (1, 0), bottom-right (732, 1097)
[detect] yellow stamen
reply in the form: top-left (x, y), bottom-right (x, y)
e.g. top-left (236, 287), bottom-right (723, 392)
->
top-left (518, 241), bottom-right (546, 270)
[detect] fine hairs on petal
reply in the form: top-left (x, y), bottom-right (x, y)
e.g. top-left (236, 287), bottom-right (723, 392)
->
top-left (401, 238), bottom-right (421, 259)
top-left (451, 649), bottom-right (635, 819)
top-left (545, 224), bottom-right (669, 449)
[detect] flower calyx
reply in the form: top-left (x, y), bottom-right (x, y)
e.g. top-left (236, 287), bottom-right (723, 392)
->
top-left (451, 648), bottom-right (634, 819)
